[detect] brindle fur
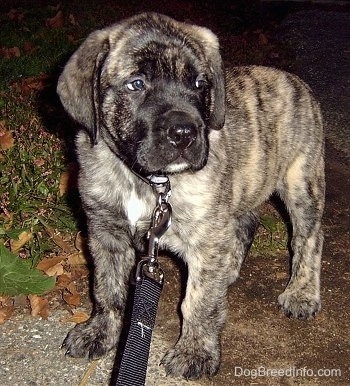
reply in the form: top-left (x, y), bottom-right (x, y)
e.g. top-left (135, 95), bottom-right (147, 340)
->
top-left (57, 13), bottom-right (325, 380)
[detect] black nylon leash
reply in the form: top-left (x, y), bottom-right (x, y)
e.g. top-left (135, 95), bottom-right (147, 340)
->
top-left (114, 175), bottom-right (171, 386)
top-left (115, 274), bottom-right (163, 386)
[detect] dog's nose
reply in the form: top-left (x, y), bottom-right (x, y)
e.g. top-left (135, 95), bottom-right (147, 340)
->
top-left (166, 112), bottom-right (197, 150)
top-left (168, 124), bottom-right (197, 150)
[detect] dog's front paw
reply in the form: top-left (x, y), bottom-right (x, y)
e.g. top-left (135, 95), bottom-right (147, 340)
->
top-left (161, 340), bottom-right (220, 380)
top-left (278, 288), bottom-right (320, 320)
top-left (63, 313), bottom-right (119, 359)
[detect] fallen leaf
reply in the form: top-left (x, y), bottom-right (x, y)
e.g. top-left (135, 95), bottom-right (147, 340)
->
top-left (23, 77), bottom-right (46, 91)
top-left (47, 262), bottom-right (64, 277)
top-left (56, 273), bottom-right (72, 289)
top-left (59, 171), bottom-right (70, 196)
top-left (10, 230), bottom-right (32, 252)
top-left (74, 232), bottom-right (85, 251)
top-left (66, 311), bottom-right (90, 324)
top-left (0, 130), bottom-right (15, 150)
top-left (67, 252), bottom-right (87, 266)
top-left (45, 226), bottom-right (74, 254)
top-left (275, 272), bottom-right (287, 280)
top-left (9, 47), bottom-right (21, 57)
top-left (45, 10), bottom-right (64, 29)
top-left (59, 163), bottom-right (78, 196)
top-left (28, 295), bottom-right (49, 318)
top-left (0, 305), bottom-right (14, 324)
top-left (258, 33), bottom-right (269, 46)
top-left (33, 158), bottom-right (45, 167)
top-left (69, 14), bottom-right (78, 26)
top-left (23, 41), bottom-right (37, 55)
top-left (70, 267), bottom-right (89, 281)
top-left (37, 256), bottom-right (65, 277)
top-left (63, 282), bottom-right (80, 307)
top-left (0, 297), bottom-right (14, 324)
top-left (7, 9), bottom-right (25, 22)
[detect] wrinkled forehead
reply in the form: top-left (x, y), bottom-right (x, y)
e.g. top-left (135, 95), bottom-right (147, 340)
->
top-left (105, 26), bottom-right (207, 82)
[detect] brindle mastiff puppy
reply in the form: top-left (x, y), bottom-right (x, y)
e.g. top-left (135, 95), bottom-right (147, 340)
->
top-left (57, 12), bottom-right (325, 379)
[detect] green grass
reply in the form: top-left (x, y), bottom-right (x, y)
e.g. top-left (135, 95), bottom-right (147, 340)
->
top-left (252, 213), bottom-right (289, 254)
top-left (0, 9), bottom-right (73, 89)
top-left (0, 4), bottom-right (81, 294)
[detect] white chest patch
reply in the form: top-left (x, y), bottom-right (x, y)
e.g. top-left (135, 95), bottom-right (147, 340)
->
top-left (126, 190), bottom-right (146, 227)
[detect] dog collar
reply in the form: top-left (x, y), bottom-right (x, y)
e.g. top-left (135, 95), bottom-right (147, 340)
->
top-left (132, 170), bottom-right (171, 202)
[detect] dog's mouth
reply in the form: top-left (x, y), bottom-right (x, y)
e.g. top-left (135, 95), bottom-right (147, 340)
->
top-left (132, 110), bottom-right (209, 175)
top-left (135, 144), bottom-right (208, 176)
top-left (162, 154), bottom-right (194, 173)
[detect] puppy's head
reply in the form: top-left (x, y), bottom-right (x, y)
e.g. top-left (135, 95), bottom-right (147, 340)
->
top-left (57, 12), bottom-right (225, 175)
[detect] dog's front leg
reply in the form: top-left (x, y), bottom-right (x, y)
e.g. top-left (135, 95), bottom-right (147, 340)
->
top-left (162, 247), bottom-right (231, 379)
top-left (63, 217), bottom-right (135, 359)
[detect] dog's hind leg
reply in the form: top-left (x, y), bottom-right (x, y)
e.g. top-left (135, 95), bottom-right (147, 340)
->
top-left (228, 211), bottom-right (259, 285)
top-left (277, 154), bottom-right (325, 320)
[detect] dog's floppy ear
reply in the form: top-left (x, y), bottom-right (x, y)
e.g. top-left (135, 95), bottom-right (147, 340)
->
top-left (190, 26), bottom-right (226, 130)
top-left (57, 29), bottom-right (111, 144)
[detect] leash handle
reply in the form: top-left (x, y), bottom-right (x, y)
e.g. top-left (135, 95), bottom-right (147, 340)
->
top-left (115, 274), bottom-right (163, 386)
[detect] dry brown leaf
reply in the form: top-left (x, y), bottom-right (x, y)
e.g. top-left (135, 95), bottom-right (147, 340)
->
top-left (23, 41), bottom-right (37, 55)
top-left (8, 9), bottom-right (25, 22)
top-left (37, 256), bottom-right (64, 271)
top-left (9, 47), bottom-right (21, 57)
top-left (0, 305), bottom-right (15, 324)
top-left (275, 272), bottom-right (287, 280)
top-left (10, 230), bottom-right (33, 252)
top-left (23, 77), bottom-right (46, 91)
top-left (67, 252), bottom-right (87, 266)
top-left (45, 10), bottom-right (64, 29)
top-left (37, 256), bottom-right (65, 276)
top-left (258, 33), bottom-right (269, 46)
top-left (78, 360), bottom-right (98, 386)
top-left (28, 295), bottom-right (50, 318)
top-left (0, 297), bottom-right (15, 324)
top-left (74, 232), bottom-right (86, 251)
top-left (59, 163), bottom-right (78, 196)
top-left (46, 262), bottom-right (64, 277)
top-left (69, 14), bottom-right (78, 26)
top-left (0, 130), bottom-right (15, 150)
top-left (56, 273), bottom-right (72, 289)
top-left (58, 171), bottom-right (70, 196)
top-left (66, 312), bottom-right (90, 324)
top-left (63, 282), bottom-right (80, 308)
top-left (45, 226), bottom-right (74, 254)
top-left (70, 267), bottom-right (89, 281)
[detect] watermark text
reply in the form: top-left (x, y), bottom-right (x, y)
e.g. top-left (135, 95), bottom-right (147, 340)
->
top-left (234, 366), bottom-right (341, 380)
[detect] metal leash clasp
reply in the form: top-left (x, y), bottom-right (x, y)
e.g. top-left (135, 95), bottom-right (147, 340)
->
top-left (135, 176), bottom-right (172, 285)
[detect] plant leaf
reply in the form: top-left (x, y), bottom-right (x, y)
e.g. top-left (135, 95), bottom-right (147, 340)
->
top-left (0, 244), bottom-right (55, 296)
top-left (28, 294), bottom-right (50, 318)
top-left (9, 230), bottom-right (33, 252)
top-left (0, 130), bottom-right (15, 150)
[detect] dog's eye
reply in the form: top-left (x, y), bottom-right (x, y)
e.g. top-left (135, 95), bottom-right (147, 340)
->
top-left (195, 75), bottom-right (207, 89)
top-left (125, 78), bottom-right (145, 91)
